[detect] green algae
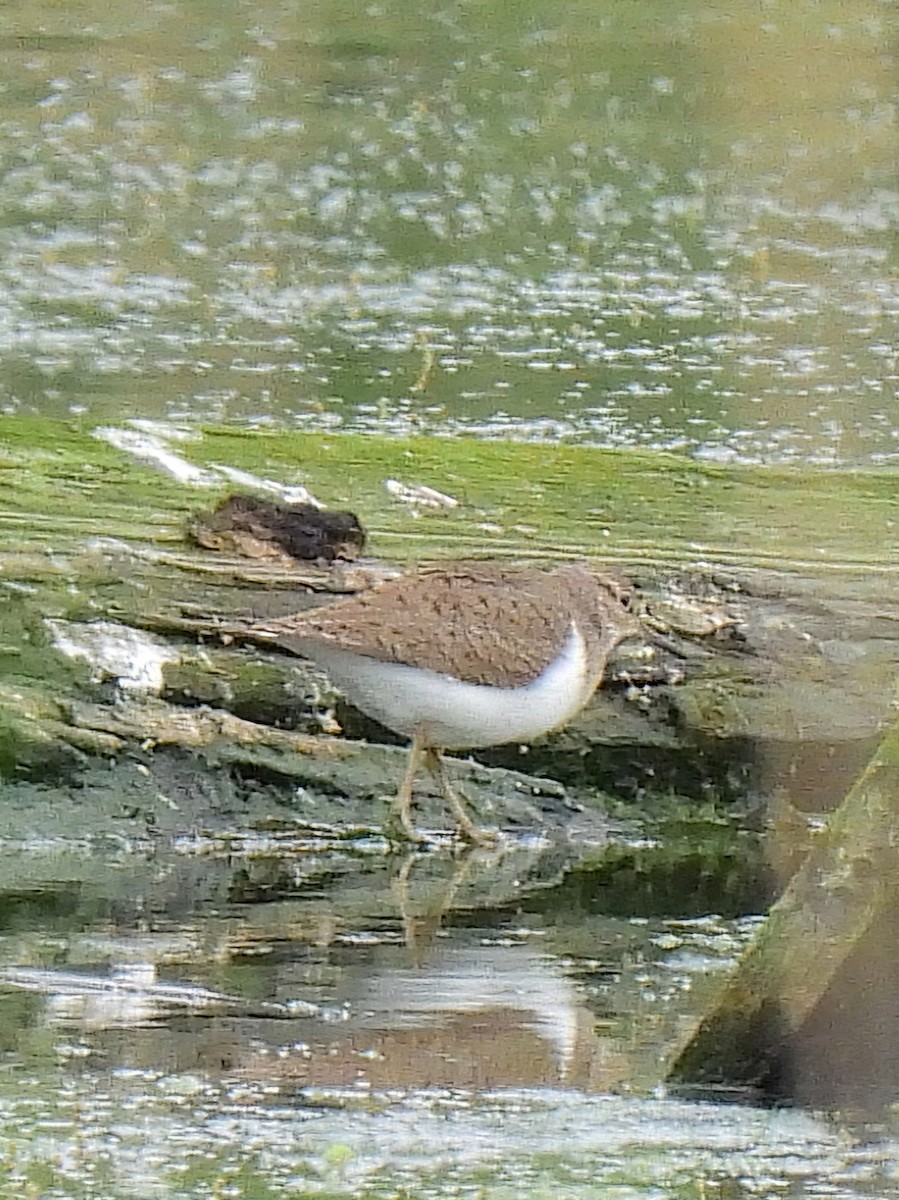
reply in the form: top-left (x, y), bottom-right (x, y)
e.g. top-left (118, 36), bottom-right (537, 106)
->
top-left (2, 419), bottom-right (898, 579)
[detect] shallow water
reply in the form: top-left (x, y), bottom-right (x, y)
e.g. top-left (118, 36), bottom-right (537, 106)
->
top-left (0, 0), bottom-right (895, 463)
top-left (0, 831), bottom-right (898, 1199)
top-left (4, 1077), bottom-right (898, 1199)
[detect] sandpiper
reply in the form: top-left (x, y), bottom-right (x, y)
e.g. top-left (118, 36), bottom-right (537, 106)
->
top-left (255, 561), bottom-right (639, 844)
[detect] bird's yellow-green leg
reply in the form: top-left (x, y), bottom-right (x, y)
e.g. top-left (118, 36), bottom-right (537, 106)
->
top-left (388, 730), bottom-right (429, 843)
top-left (425, 747), bottom-right (496, 846)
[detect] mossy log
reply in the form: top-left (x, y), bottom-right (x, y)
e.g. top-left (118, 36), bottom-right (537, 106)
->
top-left (1, 418), bottom-right (898, 823)
top-left (668, 711), bottom-right (899, 1097)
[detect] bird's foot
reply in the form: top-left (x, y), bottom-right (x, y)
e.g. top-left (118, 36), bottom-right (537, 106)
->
top-left (454, 811), bottom-right (498, 848)
top-left (382, 804), bottom-right (446, 851)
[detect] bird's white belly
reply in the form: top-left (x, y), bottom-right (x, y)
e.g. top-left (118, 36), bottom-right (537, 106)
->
top-left (304, 623), bottom-right (592, 749)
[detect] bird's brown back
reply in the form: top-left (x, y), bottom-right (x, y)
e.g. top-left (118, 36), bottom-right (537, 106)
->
top-left (257, 561), bottom-right (637, 688)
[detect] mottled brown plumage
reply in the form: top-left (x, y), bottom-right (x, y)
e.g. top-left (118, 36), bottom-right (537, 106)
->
top-left (260, 561), bottom-right (633, 688)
